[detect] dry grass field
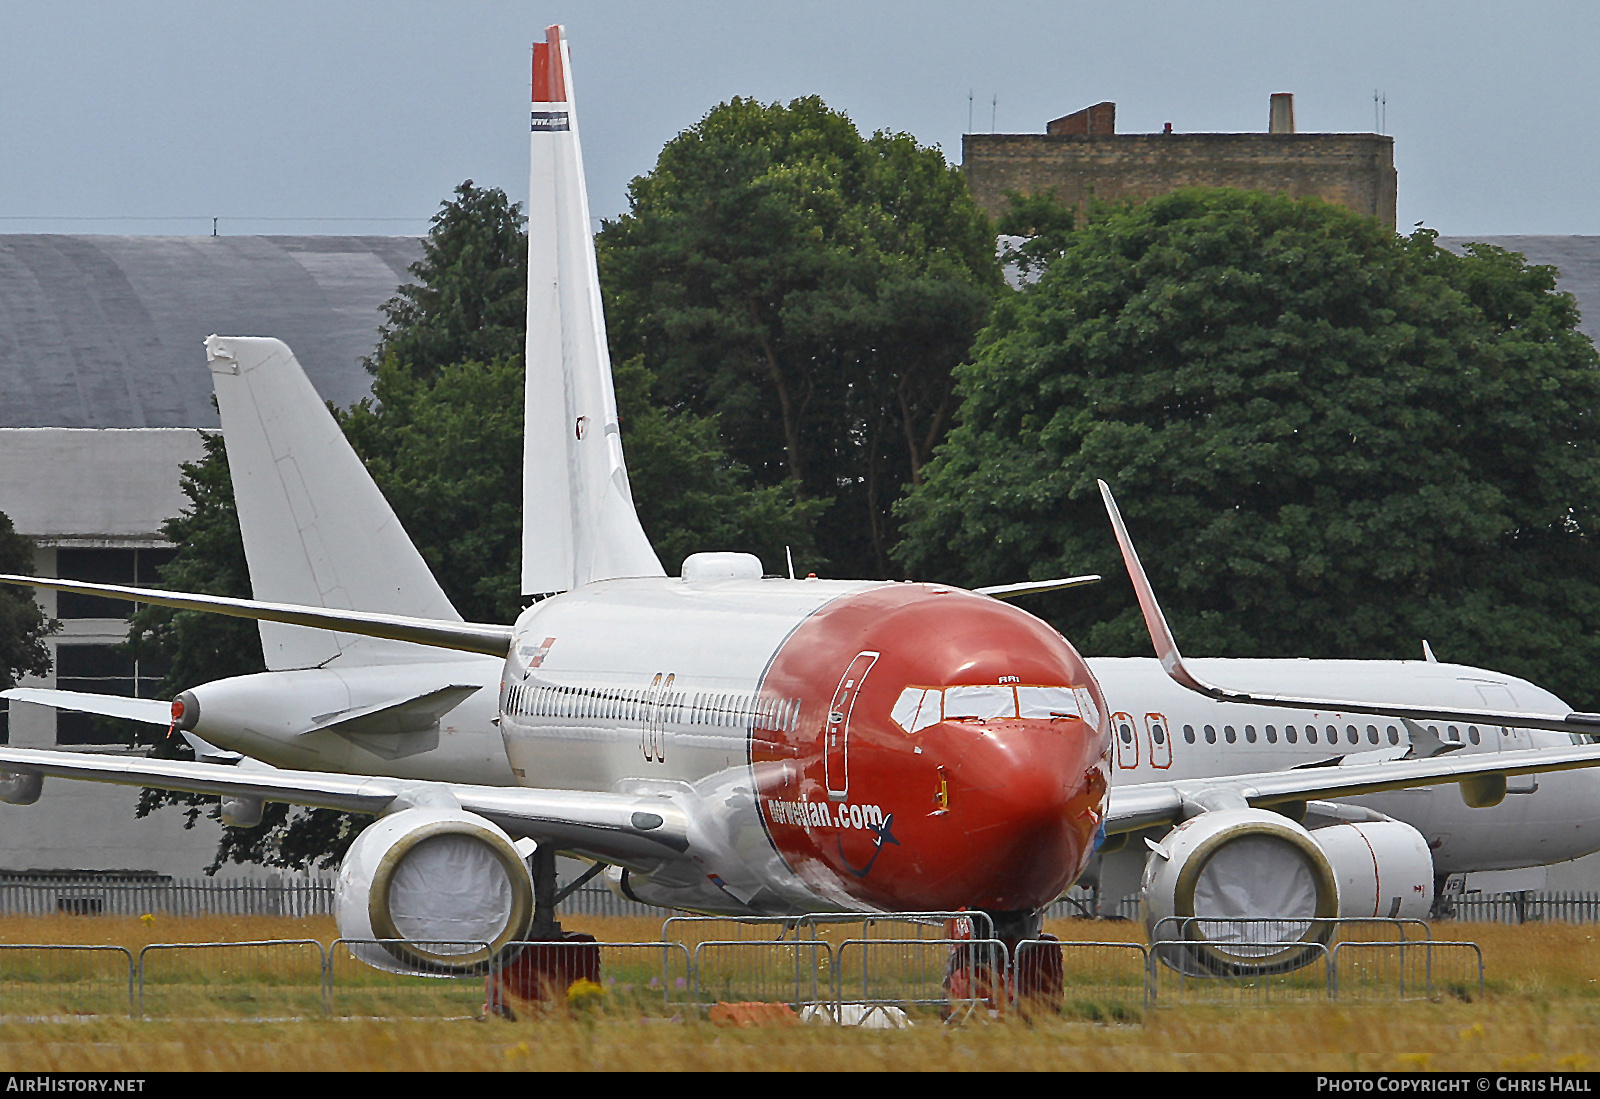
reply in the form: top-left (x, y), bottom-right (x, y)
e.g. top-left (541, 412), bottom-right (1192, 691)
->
top-left (0, 913), bottom-right (1591, 1071)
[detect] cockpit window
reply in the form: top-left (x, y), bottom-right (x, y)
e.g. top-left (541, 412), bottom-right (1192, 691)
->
top-left (889, 682), bottom-right (1089, 733)
top-left (944, 685), bottom-right (1019, 721)
top-left (890, 687), bottom-right (941, 734)
top-left (1018, 686), bottom-right (1079, 720)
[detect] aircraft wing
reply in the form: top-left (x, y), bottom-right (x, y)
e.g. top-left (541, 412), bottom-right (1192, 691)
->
top-left (0, 748), bottom-right (689, 865)
top-left (1104, 740), bottom-right (1600, 833)
top-left (0, 574), bottom-right (513, 658)
top-left (1096, 481), bottom-right (1600, 736)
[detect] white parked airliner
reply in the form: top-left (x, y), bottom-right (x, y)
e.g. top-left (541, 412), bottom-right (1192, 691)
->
top-left (4, 26), bottom-right (1600, 987)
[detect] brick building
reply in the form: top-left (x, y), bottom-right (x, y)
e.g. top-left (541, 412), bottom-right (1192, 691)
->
top-left (963, 94), bottom-right (1397, 227)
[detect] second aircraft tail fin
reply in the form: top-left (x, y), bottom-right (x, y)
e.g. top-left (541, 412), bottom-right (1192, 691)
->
top-left (205, 334), bottom-right (476, 670)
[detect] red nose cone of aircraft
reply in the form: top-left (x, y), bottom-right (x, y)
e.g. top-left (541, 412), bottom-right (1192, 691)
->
top-left (754, 584), bottom-right (1110, 914)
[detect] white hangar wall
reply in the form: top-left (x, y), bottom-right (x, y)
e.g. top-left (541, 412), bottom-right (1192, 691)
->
top-left (0, 235), bottom-right (420, 878)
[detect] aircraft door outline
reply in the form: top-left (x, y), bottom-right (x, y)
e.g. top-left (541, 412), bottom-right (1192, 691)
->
top-left (1113, 711), bottom-right (1139, 770)
top-left (825, 651), bottom-right (880, 801)
top-left (1145, 712), bottom-right (1171, 769)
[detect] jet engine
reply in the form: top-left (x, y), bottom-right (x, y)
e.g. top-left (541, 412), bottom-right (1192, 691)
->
top-left (1140, 808), bottom-right (1436, 976)
top-left (336, 806), bottom-right (533, 975)
top-left (1142, 808), bottom-right (1339, 976)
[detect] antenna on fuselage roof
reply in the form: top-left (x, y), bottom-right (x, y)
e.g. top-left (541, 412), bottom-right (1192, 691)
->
top-left (521, 24), bottom-right (664, 597)
top-left (786, 546), bottom-right (795, 580)
top-left (1422, 640), bottom-right (1438, 663)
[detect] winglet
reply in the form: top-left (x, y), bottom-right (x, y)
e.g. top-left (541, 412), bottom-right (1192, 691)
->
top-left (1097, 480), bottom-right (1232, 700)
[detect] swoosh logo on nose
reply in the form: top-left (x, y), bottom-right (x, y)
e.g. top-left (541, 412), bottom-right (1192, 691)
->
top-left (839, 813), bottom-right (900, 878)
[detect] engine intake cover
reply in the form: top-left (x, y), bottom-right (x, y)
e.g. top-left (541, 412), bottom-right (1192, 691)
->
top-left (1142, 807), bottom-right (1340, 976)
top-left (337, 806), bottom-right (533, 975)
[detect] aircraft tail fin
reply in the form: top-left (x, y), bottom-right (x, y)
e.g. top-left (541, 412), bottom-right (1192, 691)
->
top-left (521, 24), bottom-right (665, 595)
top-left (205, 335), bottom-right (475, 670)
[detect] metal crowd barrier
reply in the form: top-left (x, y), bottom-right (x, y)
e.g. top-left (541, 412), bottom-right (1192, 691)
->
top-left (0, 944), bottom-right (134, 1019)
top-left (1328, 940), bottom-right (1484, 1002)
top-left (0, 913), bottom-right (1486, 1020)
top-left (836, 937), bottom-right (1009, 1023)
top-left (1040, 939), bottom-right (1150, 1018)
top-left (136, 940), bottom-right (326, 1019)
top-left (326, 939), bottom-right (494, 1019)
top-left (692, 939), bottom-right (833, 1011)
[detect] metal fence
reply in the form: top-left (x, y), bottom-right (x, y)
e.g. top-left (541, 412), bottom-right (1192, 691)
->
top-left (0, 929), bottom-right (1485, 1021)
top-left (0, 944), bottom-right (133, 1019)
top-left (1052, 940), bottom-right (1149, 1020)
top-left (137, 939), bottom-right (326, 1018)
top-left (1447, 890), bottom-right (1600, 924)
top-left (0, 875), bottom-right (336, 917)
top-left (1328, 941), bottom-right (1484, 1002)
top-left (1147, 941), bottom-right (1333, 1006)
top-left (327, 940), bottom-right (495, 1019)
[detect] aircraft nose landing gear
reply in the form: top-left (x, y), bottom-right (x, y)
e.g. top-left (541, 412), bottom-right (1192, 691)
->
top-left (942, 909), bottom-right (1064, 1018)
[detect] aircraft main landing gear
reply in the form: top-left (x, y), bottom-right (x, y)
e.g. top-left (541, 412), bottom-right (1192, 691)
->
top-left (485, 848), bottom-right (602, 1018)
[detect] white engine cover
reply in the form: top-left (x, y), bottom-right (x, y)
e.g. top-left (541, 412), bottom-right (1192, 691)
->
top-left (336, 806), bottom-right (533, 975)
top-left (1311, 820), bottom-right (1435, 920)
top-left (1141, 808), bottom-right (1340, 975)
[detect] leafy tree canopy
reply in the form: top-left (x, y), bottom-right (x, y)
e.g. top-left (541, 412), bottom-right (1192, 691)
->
top-left (598, 96), bottom-right (1002, 577)
top-left (0, 512), bottom-right (55, 690)
top-left (896, 188), bottom-right (1600, 708)
top-left (996, 189), bottom-right (1077, 281)
top-left (367, 181), bottom-right (528, 378)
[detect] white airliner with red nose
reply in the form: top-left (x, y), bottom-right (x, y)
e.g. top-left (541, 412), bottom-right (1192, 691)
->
top-left (4, 27), bottom-right (1600, 979)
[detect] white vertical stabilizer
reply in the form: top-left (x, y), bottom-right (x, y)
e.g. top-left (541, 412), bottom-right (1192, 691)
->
top-left (204, 335), bottom-right (474, 669)
top-left (522, 24), bottom-right (665, 595)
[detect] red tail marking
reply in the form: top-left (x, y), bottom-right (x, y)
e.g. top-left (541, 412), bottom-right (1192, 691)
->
top-left (532, 25), bottom-right (567, 103)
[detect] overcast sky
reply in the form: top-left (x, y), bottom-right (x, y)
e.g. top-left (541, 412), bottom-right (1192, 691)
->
top-left (2, 1), bottom-right (1596, 238)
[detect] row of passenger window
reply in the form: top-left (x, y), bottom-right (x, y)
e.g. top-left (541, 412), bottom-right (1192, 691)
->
top-left (505, 681), bottom-right (802, 733)
top-left (1179, 722), bottom-right (1487, 747)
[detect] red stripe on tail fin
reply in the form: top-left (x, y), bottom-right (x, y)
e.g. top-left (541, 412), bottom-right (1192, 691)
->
top-left (532, 25), bottom-right (566, 103)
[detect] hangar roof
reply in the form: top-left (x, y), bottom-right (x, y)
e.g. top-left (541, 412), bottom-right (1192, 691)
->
top-left (0, 235), bottom-right (422, 428)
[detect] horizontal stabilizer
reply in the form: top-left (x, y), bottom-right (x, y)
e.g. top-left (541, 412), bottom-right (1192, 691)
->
top-left (975, 575), bottom-right (1101, 599)
top-left (1096, 480), bottom-right (1600, 737)
top-left (2, 689), bottom-right (245, 763)
top-left (308, 684), bottom-right (481, 737)
top-left (3, 689), bottom-right (169, 725)
top-left (0, 574), bottom-right (513, 658)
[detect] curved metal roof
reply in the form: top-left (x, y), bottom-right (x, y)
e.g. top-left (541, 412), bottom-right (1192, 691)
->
top-left (0, 235), bottom-right (421, 427)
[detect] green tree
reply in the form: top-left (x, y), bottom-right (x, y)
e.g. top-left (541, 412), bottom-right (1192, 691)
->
top-left (896, 189), bottom-right (1600, 708)
top-left (367, 181), bottom-right (528, 378)
top-left (598, 97), bottom-right (1001, 578)
top-left (614, 356), bottom-right (825, 573)
top-left (0, 512), bottom-right (55, 689)
top-left (996, 189), bottom-right (1077, 280)
top-left (337, 354), bottom-right (527, 624)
